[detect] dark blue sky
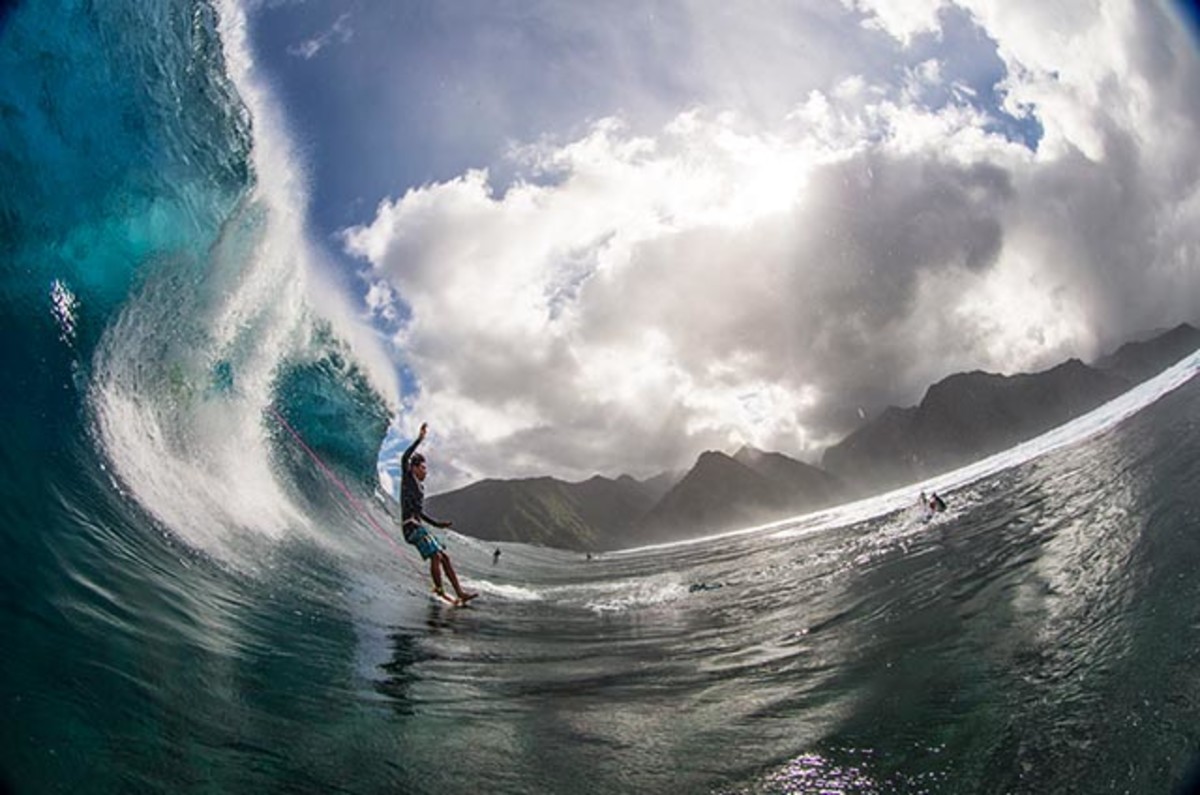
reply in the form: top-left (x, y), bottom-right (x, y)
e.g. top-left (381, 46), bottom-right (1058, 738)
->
top-left (246, 1), bottom-right (1037, 245)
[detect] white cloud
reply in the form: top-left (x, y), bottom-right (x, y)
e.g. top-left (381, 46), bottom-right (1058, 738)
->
top-left (287, 12), bottom-right (352, 60)
top-left (843, 0), bottom-right (951, 45)
top-left (343, 0), bottom-right (1200, 487)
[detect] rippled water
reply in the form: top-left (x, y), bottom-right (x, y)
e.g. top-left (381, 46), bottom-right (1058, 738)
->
top-left (7, 361), bottom-right (1199, 793)
top-left (349, 367), bottom-right (1200, 795)
top-left (5, 0), bottom-right (1200, 791)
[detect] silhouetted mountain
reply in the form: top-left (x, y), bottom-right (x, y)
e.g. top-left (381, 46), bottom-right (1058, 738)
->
top-left (425, 447), bottom-right (841, 551)
top-left (421, 324), bottom-right (1199, 551)
top-left (817, 405), bottom-right (920, 491)
top-left (822, 324), bottom-right (1200, 493)
top-left (1093, 323), bottom-right (1200, 383)
top-left (638, 470), bottom-right (685, 504)
top-left (733, 446), bottom-right (844, 503)
top-left (426, 473), bottom-right (670, 552)
top-left (822, 360), bottom-right (1128, 492)
top-left (632, 447), bottom-right (845, 545)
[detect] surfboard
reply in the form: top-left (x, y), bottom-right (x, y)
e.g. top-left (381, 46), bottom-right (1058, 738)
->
top-left (432, 590), bottom-right (478, 607)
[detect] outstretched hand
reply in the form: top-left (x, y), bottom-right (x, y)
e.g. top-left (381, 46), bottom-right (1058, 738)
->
top-left (418, 422), bottom-right (428, 439)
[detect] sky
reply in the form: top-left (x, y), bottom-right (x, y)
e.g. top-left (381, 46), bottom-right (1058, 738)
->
top-left (245, 0), bottom-right (1200, 491)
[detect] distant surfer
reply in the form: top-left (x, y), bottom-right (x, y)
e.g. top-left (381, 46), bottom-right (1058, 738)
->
top-left (493, 548), bottom-right (501, 565)
top-left (919, 490), bottom-right (947, 519)
top-left (401, 422), bottom-right (477, 605)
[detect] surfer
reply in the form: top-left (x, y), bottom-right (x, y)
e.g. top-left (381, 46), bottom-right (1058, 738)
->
top-left (493, 548), bottom-right (501, 565)
top-left (401, 422), bottom-right (477, 605)
top-left (919, 490), bottom-right (947, 519)
top-left (919, 491), bottom-right (933, 521)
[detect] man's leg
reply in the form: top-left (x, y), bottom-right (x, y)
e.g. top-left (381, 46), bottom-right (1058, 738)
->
top-left (430, 554), bottom-right (445, 595)
top-left (439, 552), bottom-right (476, 601)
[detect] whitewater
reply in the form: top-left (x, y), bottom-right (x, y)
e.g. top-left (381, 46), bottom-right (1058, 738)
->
top-left (3, 0), bottom-right (1200, 793)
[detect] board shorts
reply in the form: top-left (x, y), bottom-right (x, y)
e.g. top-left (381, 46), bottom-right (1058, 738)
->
top-left (404, 524), bottom-right (444, 560)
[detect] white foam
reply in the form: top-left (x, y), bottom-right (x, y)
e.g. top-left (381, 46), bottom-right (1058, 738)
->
top-left (469, 580), bottom-right (544, 602)
top-left (574, 576), bottom-right (690, 613)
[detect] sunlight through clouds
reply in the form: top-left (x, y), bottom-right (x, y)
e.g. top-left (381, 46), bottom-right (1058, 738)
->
top-left (346, 103), bottom-right (1025, 481)
top-left (322, 0), bottom-right (1200, 485)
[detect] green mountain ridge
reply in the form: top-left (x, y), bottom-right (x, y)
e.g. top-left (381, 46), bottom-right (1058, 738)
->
top-left (426, 474), bottom-right (661, 551)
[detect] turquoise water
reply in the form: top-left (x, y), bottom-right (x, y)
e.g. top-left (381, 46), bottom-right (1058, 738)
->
top-left (4, 1), bottom-right (1200, 793)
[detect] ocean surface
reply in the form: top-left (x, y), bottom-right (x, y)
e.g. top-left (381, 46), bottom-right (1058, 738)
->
top-left (5, 1), bottom-right (1200, 793)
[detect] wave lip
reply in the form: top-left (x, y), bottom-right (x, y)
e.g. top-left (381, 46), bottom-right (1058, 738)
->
top-left (69, 0), bottom-right (400, 564)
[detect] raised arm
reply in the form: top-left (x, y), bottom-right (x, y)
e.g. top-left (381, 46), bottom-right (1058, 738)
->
top-left (401, 422), bottom-right (427, 472)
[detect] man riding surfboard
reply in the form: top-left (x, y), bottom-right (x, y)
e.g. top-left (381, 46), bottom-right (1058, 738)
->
top-left (400, 423), bottom-right (477, 605)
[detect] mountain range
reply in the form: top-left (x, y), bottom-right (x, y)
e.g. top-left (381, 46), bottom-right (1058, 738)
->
top-left (821, 322), bottom-right (1200, 492)
top-left (426, 323), bottom-right (1200, 552)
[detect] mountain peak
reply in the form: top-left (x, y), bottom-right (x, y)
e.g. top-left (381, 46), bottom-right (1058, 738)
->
top-left (732, 445), bottom-right (771, 465)
top-left (823, 324), bottom-right (1197, 494)
top-left (635, 445), bottom-right (844, 544)
top-left (429, 324), bottom-right (1196, 551)
top-left (1093, 323), bottom-right (1200, 383)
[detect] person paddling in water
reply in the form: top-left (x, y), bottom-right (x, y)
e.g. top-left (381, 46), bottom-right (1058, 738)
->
top-left (401, 422), bottom-right (477, 605)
